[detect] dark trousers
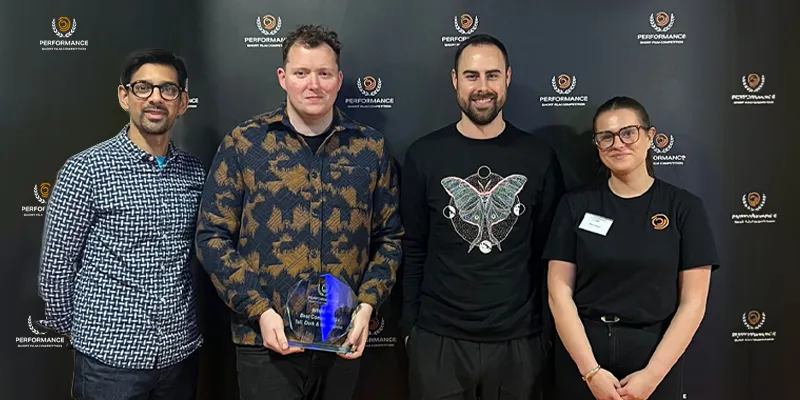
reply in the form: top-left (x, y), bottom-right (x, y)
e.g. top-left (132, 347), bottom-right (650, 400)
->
top-left (236, 345), bottom-right (361, 400)
top-left (553, 317), bottom-right (683, 400)
top-left (407, 326), bottom-right (547, 400)
top-left (71, 350), bottom-right (198, 400)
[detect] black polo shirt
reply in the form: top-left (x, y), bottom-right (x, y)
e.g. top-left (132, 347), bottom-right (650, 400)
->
top-left (543, 178), bottom-right (720, 325)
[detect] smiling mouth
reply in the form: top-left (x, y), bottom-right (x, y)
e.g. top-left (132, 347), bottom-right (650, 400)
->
top-left (471, 97), bottom-right (494, 107)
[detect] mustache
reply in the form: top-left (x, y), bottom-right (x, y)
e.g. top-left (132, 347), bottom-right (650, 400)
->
top-left (470, 93), bottom-right (496, 101)
top-left (143, 105), bottom-right (168, 113)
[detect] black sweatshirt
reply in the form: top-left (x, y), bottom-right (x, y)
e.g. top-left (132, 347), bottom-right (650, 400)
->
top-left (400, 122), bottom-right (564, 341)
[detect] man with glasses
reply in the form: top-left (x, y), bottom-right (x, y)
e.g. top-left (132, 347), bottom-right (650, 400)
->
top-left (37, 48), bottom-right (205, 400)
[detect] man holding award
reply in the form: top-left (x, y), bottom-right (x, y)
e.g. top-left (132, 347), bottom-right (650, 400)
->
top-left (195, 25), bottom-right (403, 400)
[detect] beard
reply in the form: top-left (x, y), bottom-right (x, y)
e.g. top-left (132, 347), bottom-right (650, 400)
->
top-left (457, 91), bottom-right (505, 126)
top-left (133, 105), bottom-right (173, 136)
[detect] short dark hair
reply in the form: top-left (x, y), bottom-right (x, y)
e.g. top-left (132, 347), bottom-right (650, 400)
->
top-left (120, 49), bottom-right (188, 90)
top-left (282, 25), bottom-right (342, 67)
top-left (454, 34), bottom-right (510, 72)
top-left (593, 96), bottom-right (655, 177)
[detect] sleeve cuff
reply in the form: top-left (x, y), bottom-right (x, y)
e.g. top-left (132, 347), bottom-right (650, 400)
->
top-left (246, 298), bottom-right (271, 322)
top-left (37, 316), bottom-right (71, 335)
top-left (357, 291), bottom-right (381, 311)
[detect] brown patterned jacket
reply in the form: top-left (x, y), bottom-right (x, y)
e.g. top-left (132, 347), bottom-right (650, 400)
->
top-left (195, 104), bottom-right (403, 345)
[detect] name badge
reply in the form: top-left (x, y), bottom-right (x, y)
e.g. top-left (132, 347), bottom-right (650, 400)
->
top-left (578, 213), bottom-right (613, 236)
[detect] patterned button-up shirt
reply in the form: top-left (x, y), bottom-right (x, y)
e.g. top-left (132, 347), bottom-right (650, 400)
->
top-left (38, 126), bottom-right (206, 369)
top-left (195, 105), bottom-right (403, 345)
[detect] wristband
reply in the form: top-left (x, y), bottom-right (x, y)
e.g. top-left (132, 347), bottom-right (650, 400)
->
top-left (581, 365), bottom-right (601, 382)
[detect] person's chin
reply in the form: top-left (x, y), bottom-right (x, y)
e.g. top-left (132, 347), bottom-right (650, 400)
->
top-left (301, 104), bottom-right (332, 116)
top-left (468, 109), bottom-right (498, 125)
top-left (140, 120), bottom-right (171, 135)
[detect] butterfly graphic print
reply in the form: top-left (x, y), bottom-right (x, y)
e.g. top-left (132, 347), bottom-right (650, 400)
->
top-left (441, 165), bottom-right (528, 254)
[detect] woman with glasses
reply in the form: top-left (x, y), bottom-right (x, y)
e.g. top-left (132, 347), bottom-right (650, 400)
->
top-left (542, 96), bottom-right (719, 400)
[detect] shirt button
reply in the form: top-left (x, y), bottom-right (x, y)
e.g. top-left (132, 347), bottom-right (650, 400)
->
top-left (310, 249), bottom-right (319, 258)
top-left (310, 171), bottom-right (319, 179)
top-left (149, 156), bottom-right (154, 161)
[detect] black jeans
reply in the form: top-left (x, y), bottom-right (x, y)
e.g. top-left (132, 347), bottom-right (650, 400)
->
top-left (236, 345), bottom-right (361, 400)
top-left (71, 350), bottom-right (198, 400)
top-left (553, 317), bottom-right (683, 400)
top-left (407, 326), bottom-right (547, 400)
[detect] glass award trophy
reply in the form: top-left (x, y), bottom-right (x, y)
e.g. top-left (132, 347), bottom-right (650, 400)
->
top-left (284, 274), bottom-right (358, 353)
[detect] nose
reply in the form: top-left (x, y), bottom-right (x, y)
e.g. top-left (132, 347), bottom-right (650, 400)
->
top-left (147, 87), bottom-right (166, 103)
top-left (610, 134), bottom-right (627, 151)
top-left (478, 76), bottom-right (489, 91)
top-left (308, 73), bottom-right (321, 89)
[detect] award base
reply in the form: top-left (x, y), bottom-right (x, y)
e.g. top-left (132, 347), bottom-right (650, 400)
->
top-left (284, 274), bottom-right (359, 355)
top-left (286, 340), bottom-right (354, 354)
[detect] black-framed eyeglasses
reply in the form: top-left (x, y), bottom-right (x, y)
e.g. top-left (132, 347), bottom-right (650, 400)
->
top-left (593, 125), bottom-right (650, 150)
top-left (124, 80), bottom-right (184, 101)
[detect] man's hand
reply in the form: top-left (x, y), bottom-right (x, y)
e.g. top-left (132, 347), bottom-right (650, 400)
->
top-left (618, 367), bottom-right (663, 400)
top-left (259, 308), bottom-right (304, 355)
top-left (339, 303), bottom-right (373, 360)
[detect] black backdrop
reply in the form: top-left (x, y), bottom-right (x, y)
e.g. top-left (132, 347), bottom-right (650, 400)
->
top-left (2, 1), bottom-right (797, 399)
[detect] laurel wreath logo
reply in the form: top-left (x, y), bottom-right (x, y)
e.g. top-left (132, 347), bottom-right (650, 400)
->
top-left (743, 74), bottom-right (765, 93)
top-left (34, 184), bottom-right (49, 204)
top-left (454, 14), bottom-right (479, 35)
top-left (368, 316), bottom-right (385, 335)
top-left (649, 12), bottom-right (675, 32)
top-left (743, 311), bottom-right (766, 330)
top-left (28, 316), bottom-right (45, 335)
top-left (742, 192), bottom-right (766, 212)
top-left (256, 15), bottom-right (282, 36)
top-left (357, 77), bottom-right (382, 97)
top-left (52, 17), bottom-right (77, 38)
top-left (650, 134), bottom-right (674, 154)
top-left (551, 75), bottom-right (577, 95)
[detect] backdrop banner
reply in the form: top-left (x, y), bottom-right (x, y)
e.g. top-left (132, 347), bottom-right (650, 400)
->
top-left (2, 1), bottom-right (796, 399)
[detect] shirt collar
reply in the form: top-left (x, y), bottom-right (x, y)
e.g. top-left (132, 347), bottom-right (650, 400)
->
top-left (115, 124), bottom-right (178, 164)
top-left (272, 102), bottom-right (359, 135)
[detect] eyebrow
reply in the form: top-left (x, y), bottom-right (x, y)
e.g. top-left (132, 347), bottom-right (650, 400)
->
top-left (130, 79), bottom-right (180, 86)
top-left (461, 69), bottom-right (503, 75)
top-left (288, 65), bottom-right (337, 71)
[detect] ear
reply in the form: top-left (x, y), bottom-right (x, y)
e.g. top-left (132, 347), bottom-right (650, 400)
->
top-left (451, 69), bottom-right (458, 91)
top-left (506, 66), bottom-right (512, 87)
top-left (118, 85), bottom-right (130, 112)
top-left (177, 91), bottom-right (189, 116)
top-left (336, 69), bottom-right (343, 92)
top-left (647, 126), bottom-right (656, 144)
top-left (277, 66), bottom-right (287, 91)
